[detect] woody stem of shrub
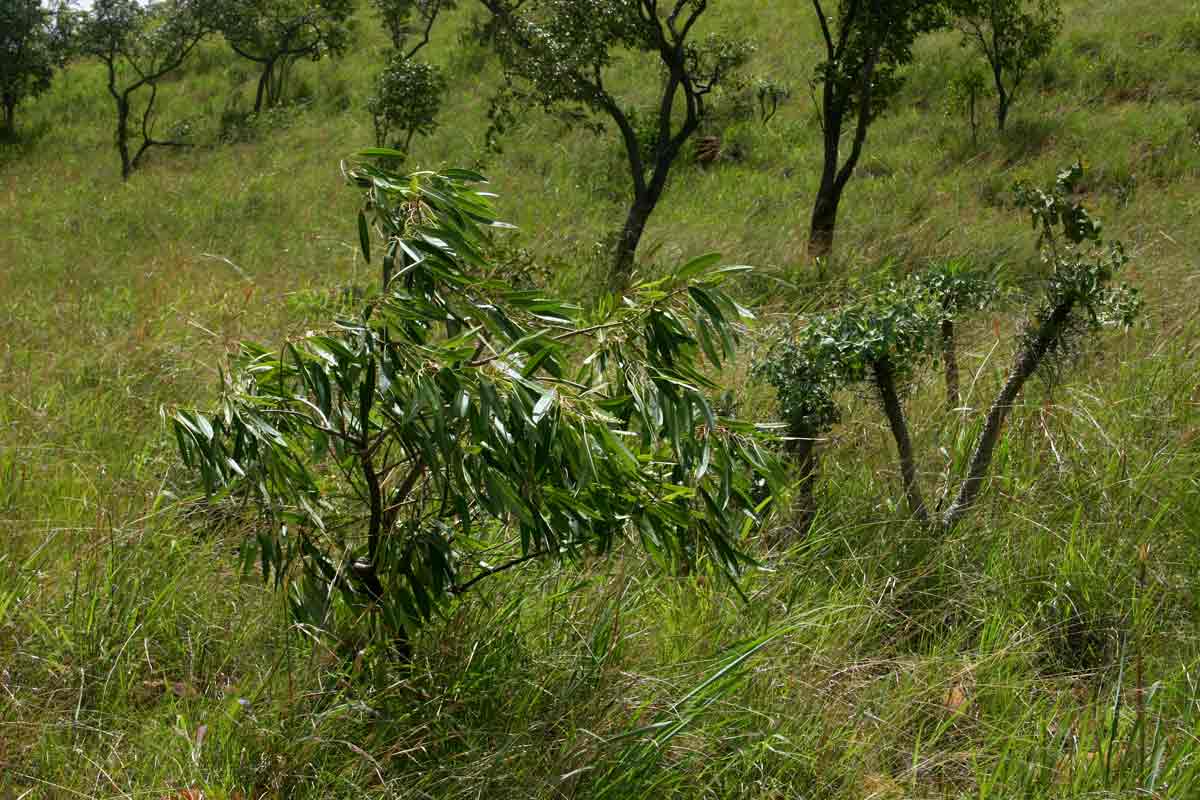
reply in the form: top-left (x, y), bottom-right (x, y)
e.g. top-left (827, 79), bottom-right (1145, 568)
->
top-left (872, 359), bottom-right (930, 526)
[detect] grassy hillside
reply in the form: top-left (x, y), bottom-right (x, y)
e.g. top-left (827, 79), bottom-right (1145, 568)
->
top-left (2, 0), bottom-right (1200, 796)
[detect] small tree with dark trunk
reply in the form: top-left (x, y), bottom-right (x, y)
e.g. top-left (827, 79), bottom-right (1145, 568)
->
top-left (761, 165), bottom-right (1140, 533)
top-left (948, 0), bottom-right (1060, 132)
top-left (171, 163), bottom-right (785, 660)
top-left (215, 0), bottom-right (354, 113)
top-left (805, 0), bottom-right (945, 257)
top-left (0, 0), bottom-right (74, 138)
top-left (368, 56), bottom-right (446, 152)
top-left (78, 0), bottom-right (213, 180)
top-left (478, 0), bottom-right (753, 290)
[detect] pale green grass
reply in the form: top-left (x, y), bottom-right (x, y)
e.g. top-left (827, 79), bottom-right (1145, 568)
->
top-left (3, 0), bottom-right (1200, 797)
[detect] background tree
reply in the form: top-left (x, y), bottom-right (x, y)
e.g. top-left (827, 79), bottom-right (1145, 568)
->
top-left (172, 165), bottom-right (784, 658)
top-left (77, 0), bottom-right (213, 179)
top-left (479, 0), bottom-right (753, 289)
top-left (949, 0), bottom-right (1060, 132)
top-left (805, 0), bottom-right (945, 257)
top-left (371, 0), bottom-right (457, 54)
top-left (216, 0), bottom-right (354, 113)
top-left (368, 56), bottom-right (446, 151)
top-left (0, 0), bottom-right (74, 138)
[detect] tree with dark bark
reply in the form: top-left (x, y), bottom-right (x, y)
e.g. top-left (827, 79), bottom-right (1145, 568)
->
top-left (805, 0), bottom-right (945, 257)
top-left (215, 0), bottom-right (354, 113)
top-left (478, 0), bottom-right (752, 290)
top-left (948, 0), bottom-right (1060, 132)
top-left (78, 0), bottom-right (214, 180)
top-left (0, 0), bottom-right (74, 138)
top-left (371, 0), bottom-right (457, 54)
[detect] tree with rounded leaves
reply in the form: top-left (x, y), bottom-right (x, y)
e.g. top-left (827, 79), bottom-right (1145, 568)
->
top-left (948, 0), bottom-right (1060, 132)
top-left (0, 0), bottom-right (74, 138)
top-left (368, 55), bottom-right (446, 152)
top-left (215, 0), bottom-right (354, 113)
top-left (479, 0), bottom-right (754, 290)
top-left (171, 162), bottom-right (784, 659)
top-left (77, 0), bottom-right (215, 179)
top-left (805, 0), bottom-right (946, 257)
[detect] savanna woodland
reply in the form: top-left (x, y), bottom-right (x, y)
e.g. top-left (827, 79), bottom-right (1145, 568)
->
top-left (2, 0), bottom-right (1200, 797)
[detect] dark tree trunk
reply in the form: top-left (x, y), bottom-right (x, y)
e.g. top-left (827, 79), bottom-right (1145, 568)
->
top-left (612, 193), bottom-right (655, 291)
top-left (254, 60), bottom-right (274, 113)
top-left (996, 90), bottom-right (1010, 132)
top-left (873, 360), bottom-right (929, 526)
top-left (789, 422), bottom-right (820, 537)
top-left (942, 300), bottom-right (1074, 530)
top-left (808, 168), bottom-right (840, 258)
top-left (941, 319), bottom-right (960, 410)
top-left (116, 98), bottom-right (132, 180)
top-left (1, 97), bottom-right (15, 138)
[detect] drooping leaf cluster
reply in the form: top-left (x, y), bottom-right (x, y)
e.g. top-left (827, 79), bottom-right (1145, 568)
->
top-left (171, 162), bottom-right (784, 650)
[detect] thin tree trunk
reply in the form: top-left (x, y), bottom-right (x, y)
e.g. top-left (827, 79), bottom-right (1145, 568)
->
top-left (873, 360), bottom-right (930, 526)
top-left (808, 178), bottom-right (839, 258)
top-left (996, 89), bottom-right (1009, 132)
top-left (942, 319), bottom-right (960, 410)
top-left (1, 98), bottom-right (14, 137)
top-left (254, 60), bottom-right (273, 113)
top-left (789, 422), bottom-right (820, 536)
top-left (117, 98), bottom-right (132, 180)
top-left (942, 300), bottom-right (1074, 530)
top-left (612, 193), bottom-right (655, 291)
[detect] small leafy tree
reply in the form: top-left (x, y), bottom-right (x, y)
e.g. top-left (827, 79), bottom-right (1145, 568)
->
top-left (943, 64), bottom-right (986, 146)
top-left (0, 0), bottom-right (73, 138)
top-left (948, 0), bottom-right (1061, 132)
top-left (171, 163), bottom-right (784, 658)
top-left (479, 0), bottom-right (754, 288)
top-left (371, 0), bottom-right (457, 54)
top-left (760, 164), bottom-right (1139, 532)
top-left (78, 0), bottom-right (214, 179)
top-left (367, 55), bottom-right (446, 152)
top-left (805, 0), bottom-right (946, 257)
top-left (215, 0), bottom-right (354, 112)
top-left (910, 259), bottom-right (997, 410)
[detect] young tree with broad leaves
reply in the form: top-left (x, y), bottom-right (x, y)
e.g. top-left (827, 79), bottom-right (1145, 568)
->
top-left (171, 163), bottom-right (784, 659)
top-left (478, 0), bottom-right (754, 289)
top-left (0, 0), bottom-right (74, 137)
top-left (215, 0), bottom-right (354, 113)
top-left (948, 0), bottom-right (1060, 132)
top-left (805, 0), bottom-right (945, 257)
top-left (77, 0), bottom-right (214, 179)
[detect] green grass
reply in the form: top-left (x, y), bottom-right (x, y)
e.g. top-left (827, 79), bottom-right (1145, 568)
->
top-left (4, 0), bottom-right (1200, 796)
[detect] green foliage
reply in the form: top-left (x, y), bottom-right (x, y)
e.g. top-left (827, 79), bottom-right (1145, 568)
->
top-left (943, 63), bottom-right (987, 143)
top-left (367, 55), bottom-right (446, 151)
top-left (949, 0), bottom-right (1061, 130)
top-left (77, 0), bottom-right (215, 178)
top-left (171, 164), bottom-right (784, 653)
top-left (214, 0), bottom-right (354, 112)
top-left (371, 0), bottom-right (457, 53)
top-left (480, 0), bottom-right (755, 283)
top-left (0, 0), bottom-right (72, 137)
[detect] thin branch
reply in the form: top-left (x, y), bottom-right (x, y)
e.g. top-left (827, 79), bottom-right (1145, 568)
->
top-left (452, 548), bottom-right (553, 595)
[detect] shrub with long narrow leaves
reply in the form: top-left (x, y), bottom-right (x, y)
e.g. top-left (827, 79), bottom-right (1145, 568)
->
top-left (170, 161), bottom-right (784, 656)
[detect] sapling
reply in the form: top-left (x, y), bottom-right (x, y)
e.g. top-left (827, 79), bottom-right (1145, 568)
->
top-left (171, 161), bottom-right (784, 659)
top-left (760, 164), bottom-right (1139, 532)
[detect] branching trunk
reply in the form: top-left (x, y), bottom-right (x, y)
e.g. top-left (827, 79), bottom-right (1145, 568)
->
top-left (941, 319), bottom-right (960, 410)
top-left (942, 300), bottom-right (1074, 530)
top-left (873, 360), bottom-right (929, 526)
